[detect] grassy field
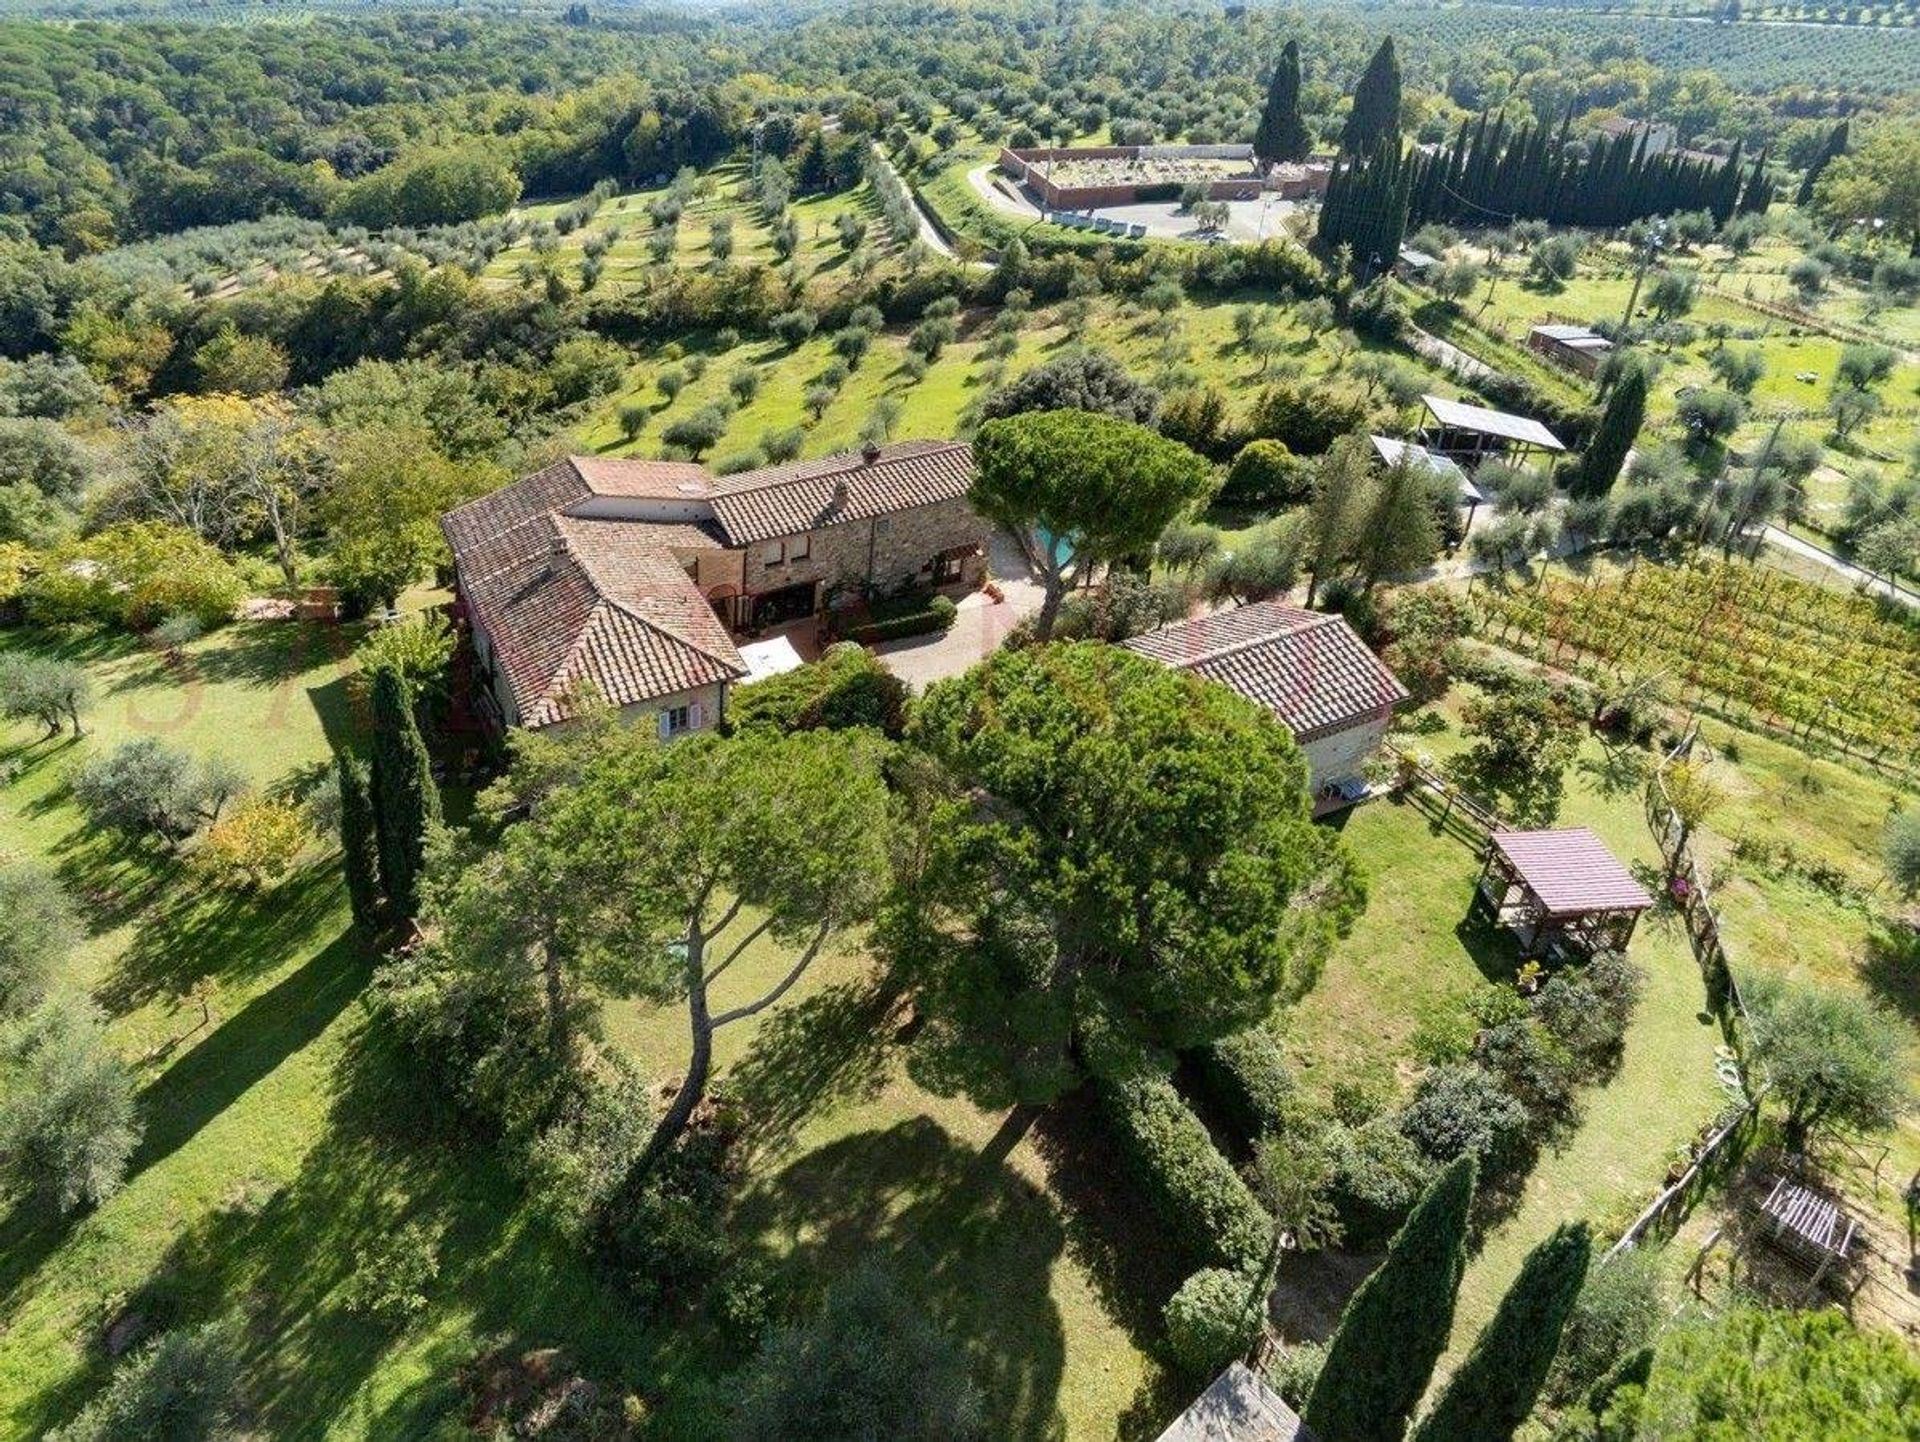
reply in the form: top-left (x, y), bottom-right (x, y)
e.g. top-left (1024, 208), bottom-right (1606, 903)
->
top-left (1287, 697), bottom-right (1727, 1361)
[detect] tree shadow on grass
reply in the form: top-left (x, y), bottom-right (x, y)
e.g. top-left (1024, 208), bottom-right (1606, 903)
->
top-left (0, 910), bottom-right (364, 1326)
top-left (22, 1019), bottom-right (653, 1440)
top-left (124, 920), bottom-right (369, 1184)
top-left (1027, 1091), bottom-right (1187, 1441)
top-left (100, 858), bottom-right (349, 1015)
top-left (1859, 921), bottom-right (1920, 1026)
top-left (737, 1114), bottom-right (1070, 1441)
top-left (725, 975), bottom-right (905, 1162)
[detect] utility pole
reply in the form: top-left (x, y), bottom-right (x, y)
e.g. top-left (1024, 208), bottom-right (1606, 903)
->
top-left (1723, 415), bottom-right (1785, 560)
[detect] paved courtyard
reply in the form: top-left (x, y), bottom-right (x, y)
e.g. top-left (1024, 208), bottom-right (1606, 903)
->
top-left (873, 528), bottom-right (1047, 691)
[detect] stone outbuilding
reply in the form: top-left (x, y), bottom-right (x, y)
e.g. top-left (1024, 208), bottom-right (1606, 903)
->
top-left (1125, 601), bottom-right (1410, 811)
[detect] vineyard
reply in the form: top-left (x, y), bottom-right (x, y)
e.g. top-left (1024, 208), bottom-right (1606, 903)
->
top-left (1479, 558), bottom-right (1920, 776)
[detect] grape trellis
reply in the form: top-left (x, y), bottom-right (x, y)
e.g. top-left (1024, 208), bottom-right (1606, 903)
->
top-left (1480, 559), bottom-right (1920, 777)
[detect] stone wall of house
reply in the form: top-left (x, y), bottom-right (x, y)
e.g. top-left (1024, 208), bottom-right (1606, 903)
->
top-left (739, 497), bottom-right (990, 603)
top-left (1300, 714), bottom-right (1391, 799)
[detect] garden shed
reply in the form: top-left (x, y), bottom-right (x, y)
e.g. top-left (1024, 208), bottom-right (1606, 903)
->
top-left (1472, 826), bottom-right (1653, 959)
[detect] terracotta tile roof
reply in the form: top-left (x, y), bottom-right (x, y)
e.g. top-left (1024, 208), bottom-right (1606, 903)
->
top-left (1125, 601), bottom-right (1410, 742)
top-left (446, 503), bottom-right (744, 729)
top-left (1491, 828), bottom-right (1654, 918)
top-left (569, 457), bottom-right (715, 499)
top-left (708, 440), bottom-right (975, 545)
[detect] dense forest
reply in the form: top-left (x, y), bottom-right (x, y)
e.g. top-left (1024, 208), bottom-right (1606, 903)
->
top-left (4, 0), bottom-right (1918, 252)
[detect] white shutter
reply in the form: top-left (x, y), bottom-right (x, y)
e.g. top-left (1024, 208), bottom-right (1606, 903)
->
top-left (657, 710), bottom-right (672, 741)
top-left (688, 700), bottom-right (704, 731)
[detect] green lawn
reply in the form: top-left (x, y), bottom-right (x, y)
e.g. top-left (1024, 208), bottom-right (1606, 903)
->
top-left (1286, 710), bottom-right (1725, 1361)
top-left (0, 621), bottom-right (658, 1439)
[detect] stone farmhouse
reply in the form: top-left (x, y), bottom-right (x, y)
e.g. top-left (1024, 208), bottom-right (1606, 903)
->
top-left (440, 440), bottom-right (989, 736)
top-left (1126, 601), bottom-right (1410, 810)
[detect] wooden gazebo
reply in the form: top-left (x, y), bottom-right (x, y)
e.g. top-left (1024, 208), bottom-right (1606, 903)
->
top-left (1472, 827), bottom-right (1653, 959)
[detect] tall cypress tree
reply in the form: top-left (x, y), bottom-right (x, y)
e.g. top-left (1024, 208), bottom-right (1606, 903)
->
top-left (1342, 37), bottom-right (1401, 156)
top-left (368, 663), bottom-right (440, 921)
top-left (1568, 364), bottom-right (1647, 499)
top-left (1304, 1153), bottom-right (1477, 1442)
top-left (1796, 120), bottom-right (1848, 207)
top-left (336, 751), bottom-right (385, 937)
top-left (1255, 40), bottom-right (1313, 165)
top-left (1408, 1222), bottom-right (1593, 1442)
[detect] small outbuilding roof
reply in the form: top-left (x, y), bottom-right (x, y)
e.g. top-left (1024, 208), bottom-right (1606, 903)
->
top-left (1421, 394), bottom-right (1566, 452)
top-left (1125, 602), bottom-right (1410, 743)
top-left (1157, 1362), bottom-right (1317, 1442)
top-left (1490, 827), bottom-right (1654, 919)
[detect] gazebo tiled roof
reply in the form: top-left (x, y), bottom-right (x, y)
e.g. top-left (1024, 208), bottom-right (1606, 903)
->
top-left (1489, 827), bottom-right (1653, 919)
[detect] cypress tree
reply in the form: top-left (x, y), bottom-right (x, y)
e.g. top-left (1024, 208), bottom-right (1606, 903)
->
top-left (1408, 1222), bottom-right (1593, 1442)
top-left (368, 664), bottom-right (440, 921)
top-left (336, 751), bottom-right (385, 937)
top-left (1568, 364), bottom-right (1647, 499)
top-left (1304, 1153), bottom-right (1477, 1442)
top-left (1342, 37), bottom-right (1401, 156)
top-left (1255, 40), bottom-right (1313, 165)
top-left (1796, 120), bottom-right (1848, 207)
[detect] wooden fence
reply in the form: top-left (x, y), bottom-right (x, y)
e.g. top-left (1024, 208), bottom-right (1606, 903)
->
top-left (1604, 729), bottom-right (1771, 1258)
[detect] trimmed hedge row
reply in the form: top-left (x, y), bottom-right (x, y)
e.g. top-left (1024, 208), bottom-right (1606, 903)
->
top-left (1097, 1070), bottom-right (1271, 1274)
top-left (1192, 1023), bottom-right (1295, 1145)
top-left (836, 593), bottom-right (957, 645)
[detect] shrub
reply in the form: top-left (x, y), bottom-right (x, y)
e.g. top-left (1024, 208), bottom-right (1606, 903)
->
top-left (27, 522), bottom-right (243, 631)
top-left (1475, 1018), bottom-right (1579, 1127)
top-left (980, 350), bottom-right (1162, 426)
top-left (45, 1315), bottom-right (242, 1442)
top-left (834, 592), bottom-right (958, 644)
top-left (194, 797), bottom-right (308, 891)
top-left (71, 739), bottom-right (241, 844)
top-left (340, 1219), bottom-right (440, 1330)
top-left (1193, 1023), bottom-right (1295, 1143)
top-left (1264, 1341), bottom-right (1327, 1410)
top-left (1535, 953), bottom-right (1645, 1074)
top-left (600, 1132), bottom-right (736, 1310)
top-left (733, 1261), bottom-right (983, 1441)
top-left (1328, 1114), bottom-right (1434, 1248)
top-left (1165, 1268), bottom-right (1263, 1377)
top-left (1221, 438), bottom-right (1311, 507)
top-left (0, 861), bottom-right (80, 1016)
top-left (1886, 812), bottom-right (1920, 898)
top-left (1546, 1245), bottom-right (1666, 1404)
top-left (728, 642), bottom-right (910, 739)
top-left (355, 614), bottom-right (454, 711)
top-left (0, 996), bottom-right (141, 1215)
top-left (1399, 1064), bottom-right (1531, 1174)
top-left (1097, 1069), bottom-right (1271, 1273)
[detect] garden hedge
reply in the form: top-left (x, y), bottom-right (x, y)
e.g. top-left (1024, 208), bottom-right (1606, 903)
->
top-left (835, 593), bottom-right (957, 645)
top-left (1191, 1023), bottom-right (1295, 1147)
top-left (1096, 1070), bottom-right (1271, 1274)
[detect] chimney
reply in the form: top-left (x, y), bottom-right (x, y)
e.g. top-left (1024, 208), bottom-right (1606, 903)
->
top-left (833, 476), bottom-right (850, 509)
top-left (551, 533), bottom-right (570, 558)
top-left (861, 438), bottom-right (882, 464)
